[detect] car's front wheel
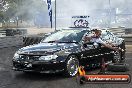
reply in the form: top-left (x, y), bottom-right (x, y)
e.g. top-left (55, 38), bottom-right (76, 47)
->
top-left (65, 55), bottom-right (79, 77)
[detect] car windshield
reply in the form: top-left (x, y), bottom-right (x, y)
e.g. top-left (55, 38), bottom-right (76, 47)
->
top-left (41, 29), bottom-right (87, 43)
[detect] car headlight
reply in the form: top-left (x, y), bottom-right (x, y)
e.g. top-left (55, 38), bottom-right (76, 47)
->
top-left (13, 52), bottom-right (19, 60)
top-left (39, 55), bottom-right (58, 61)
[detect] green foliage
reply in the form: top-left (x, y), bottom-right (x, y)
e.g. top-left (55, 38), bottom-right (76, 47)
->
top-left (0, 0), bottom-right (48, 22)
top-left (0, 11), bottom-right (4, 22)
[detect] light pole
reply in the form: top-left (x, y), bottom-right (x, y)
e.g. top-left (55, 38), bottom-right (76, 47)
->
top-left (55, 0), bottom-right (56, 30)
top-left (46, 0), bottom-right (52, 28)
top-left (109, 0), bottom-right (111, 28)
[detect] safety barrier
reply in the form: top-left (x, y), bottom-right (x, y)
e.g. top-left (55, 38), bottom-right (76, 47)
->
top-left (0, 34), bottom-right (132, 48)
top-left (22, 36), bottom-right (132, 46)
top-left (124, 38), bottom-right (132, 45)
top-left (0, 35), bottom-right (46, 48)
top-left (23, 36), bottom-right (44, 46)
top-left (117, 34), bottom-right (132, 45)
top-left (0, 36), bottom-right (23, 48)
top-left (0, 30), bottom-right (6, 37)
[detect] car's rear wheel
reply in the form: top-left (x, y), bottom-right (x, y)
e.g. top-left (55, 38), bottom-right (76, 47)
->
top-left (112, 51), bottom-right (121, 63)
top-left (120, 42), bottom-right (126, 62)
top-left (65, 55), bottom-right (79, 77)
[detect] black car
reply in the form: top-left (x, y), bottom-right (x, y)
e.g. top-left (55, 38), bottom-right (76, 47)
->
top-left (12, 28), bottom-right (125, 76)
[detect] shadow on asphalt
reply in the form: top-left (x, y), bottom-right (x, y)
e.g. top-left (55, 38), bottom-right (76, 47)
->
top-left (13, 67), bottom-right (101, 81)
top-left (14, 72), bottom-right (70, 81)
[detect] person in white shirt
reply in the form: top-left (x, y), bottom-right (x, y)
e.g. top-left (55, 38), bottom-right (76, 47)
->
top-left (82, 29), bottom-right (120, 51)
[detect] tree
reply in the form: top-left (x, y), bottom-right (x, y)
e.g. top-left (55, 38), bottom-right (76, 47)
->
top-left (0, 0), bottom-right (48, 23)
top-left (0, 11), bottom-right (4, 22)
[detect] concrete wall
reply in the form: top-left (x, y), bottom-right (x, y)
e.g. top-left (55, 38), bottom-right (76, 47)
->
top-left (0, 34), bottom-right (131, 48)
top-left (26, 28), bottom-right (55, 35)
top-left (0, 36), bottom-right (23, 48)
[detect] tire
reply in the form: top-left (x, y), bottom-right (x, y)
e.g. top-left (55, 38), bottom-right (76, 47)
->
top-left (107, 63), bottom-right (129, 72)
top-left (112, 51), bottom-right (122, 63)
top-left (112, 41), bottom-right (126, 63)
top-left (120, 51), bottom-right (126, 63)
top-left (65, 55), bottom-right (79, 77)
top-left (120, 42), bottom-right (126, 62)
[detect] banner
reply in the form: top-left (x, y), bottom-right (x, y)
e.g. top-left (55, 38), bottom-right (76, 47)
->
top-left (71, 16), bottom-right (89, 28)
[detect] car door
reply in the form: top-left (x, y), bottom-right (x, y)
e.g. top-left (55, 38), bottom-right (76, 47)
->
top-left (80, 30), bottom-right (102, 66)
top-left (100, 30), bottom-right (114, 60)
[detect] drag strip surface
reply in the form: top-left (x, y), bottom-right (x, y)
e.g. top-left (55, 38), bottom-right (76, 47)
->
top-left (0, 46), bottom-right (131, 88)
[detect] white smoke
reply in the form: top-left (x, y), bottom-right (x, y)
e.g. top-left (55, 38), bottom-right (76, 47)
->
top-left (8, 0), bottom-right (132, 28)
top-left (56, 0), bottom-right (132, 28)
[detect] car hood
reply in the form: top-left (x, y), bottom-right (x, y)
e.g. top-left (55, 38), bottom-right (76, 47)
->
top-left (18, 43), bottom-right (79, 55)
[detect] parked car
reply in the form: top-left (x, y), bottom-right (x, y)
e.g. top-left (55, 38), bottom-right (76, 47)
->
top-left (12, 28), bottom-right (125, 76)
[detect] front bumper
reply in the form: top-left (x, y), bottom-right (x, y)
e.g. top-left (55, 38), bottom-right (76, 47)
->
top-left (12, 60), bottom-right (66, 73)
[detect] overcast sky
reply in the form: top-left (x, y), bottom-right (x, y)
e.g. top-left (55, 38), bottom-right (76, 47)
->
top-left (55, 0), bottom-right (132, 28)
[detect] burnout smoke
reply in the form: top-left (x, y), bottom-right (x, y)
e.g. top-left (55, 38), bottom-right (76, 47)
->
top-left (56, 0), bottom-right (132, 28)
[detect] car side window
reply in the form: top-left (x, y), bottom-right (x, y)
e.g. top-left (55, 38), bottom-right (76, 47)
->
top-left (81, 31), bottom-right (95, 49)
top-left (107, 31), bottom-right (115, 41)
top-left (101, 31), bottom-right (108, 40)
top-left (81, 31), bottom-right (90, 43)
top-left (101, 30), bottom-right (115, 44)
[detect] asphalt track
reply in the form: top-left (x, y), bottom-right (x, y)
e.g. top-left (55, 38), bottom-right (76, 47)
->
top-left (0, 46), bottom-right (132, 88)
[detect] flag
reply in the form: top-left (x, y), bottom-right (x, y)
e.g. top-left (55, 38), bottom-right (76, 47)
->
top-left (47, 0), bottom-right (52, 27)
